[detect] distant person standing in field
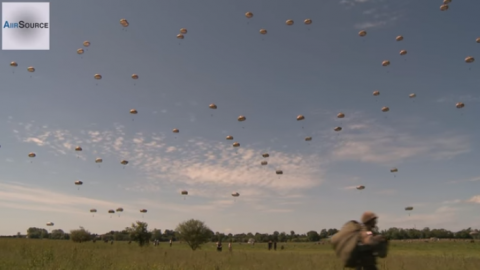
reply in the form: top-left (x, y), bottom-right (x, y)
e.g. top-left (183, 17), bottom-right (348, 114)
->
top-left (169, 239), bottom-right (172, 247)
top-left (228, 241), bottom-right (232, 252)
top-left (268, 240), bottom-right (272, 250)
top-left (273, 241), bottom-right (277, 251)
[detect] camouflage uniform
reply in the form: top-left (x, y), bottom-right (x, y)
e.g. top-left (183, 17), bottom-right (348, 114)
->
top-left (356, 212), bottom-right (383, 270)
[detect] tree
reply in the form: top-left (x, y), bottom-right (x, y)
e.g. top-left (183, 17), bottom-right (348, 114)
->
top-left (50, 229), bottom-right (66, 239)
top-left (70, 227), bottom-right (92, 243)
top-left (151, 228), bottom-right (162, 241)
top-left (306, 230), bottom-right (320, 242)
top-left (27, 227), bottom-right (48, 239)
top-left (175, 219), bottom-right (213, 251)
top-left (126, 221), bottom-right (152, 247)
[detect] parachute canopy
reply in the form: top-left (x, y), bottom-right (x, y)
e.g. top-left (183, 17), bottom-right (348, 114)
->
top-left (409, 93), bottom-right (416, 98)
top-left (286, 19), bottom-right (294, 25)
top-left (233, 142), bottom-right (240, 147)
top-left (373, 91), bottom-right (380, 96)
top-left (209, 104), bottom-right (217, 109)
top-left (108, 210), bottom-right (115, 214)
top-left (28, 152), bottom-right (36, 158)
top-left (120, 160), bottom-right (129, 165)
top-left (120, 19), bottom-right (129, 27)
top-left (456, 102), bottom-right (465, 109)
top-left (296, 115), bottom-right (305, 121)
top-left (181, 190), bottom-right (188, 195)
top-left (131, 74), bottom-right (139, 79)
top-left (94, 74), bottom-right (102, 80)
top-left (95, 158), bottom-right (103, 163)
top-left (140, 209), bottom-right (147, 213)
top-left (238, 115), bottom-right (246, 121)
top-left (173, 128), bottom-right (179, 133)
top-left (465, 56), bottom-right (475, 63)
top-left (46, 222), bottom-right (54, 226)
top-left (75, 146), bottom-right (82, 151)
top-left (382, 60), bottom-right (390, 67)
top-left (390, 168), bottom-right (398, 173)
top-left (259, 29), bottom-right (267, 35)
top-left (226, 135), bottom-right (233, 140)
top-left (305, 137), bottom-right (312, 141)
top-left (381, 106), bottom-right (390, 112)
top-left (245, 12), bottom-right (253, 18)
top-left (304, 19), bottom-right (312, 25)
top-left (440, 4), bottom-right (449, 11)
top-left (74, 180), bottom-right (83, 185)
top-left (261, 161), bottom-right (268, 165)
top-left (262, 153), bottom-right (270, 158)
top-left (10, 61), bottom-right (18, 67)
top-left (359, 30), bottom-right (367, 37)
top-left (83, 41), bottom-right (90, 47)
top-left (276, 170), bottom-right (283, 175)
top-left (177, 34), bottom-right (184, 39)
top-left (405, 207), bottom-right (413, 211)
top-left (180, 28), bottom-right (187, 34)
top-left (232, 192), bottom-right (240, 197)
top-left (396, 35), bottom-right (403, 41)
top-left (116, 208), bottom-right (124, 212)
top-left (334, 127), bottom-right (342, 132)
top-left (400, 50), bottom-right (407, 55)
top-left (130, 109), bottom-right (138, 114)
top-left (337, 113), bottom-right (345, 118)
top-left (90, 209), bottom-right (97, 213)
top-left (356, 185), bottom-right (365, 190)
top-left (77, 48), bottom-right (84, 54)
top-left (27, 66), bottom-right (35, 72)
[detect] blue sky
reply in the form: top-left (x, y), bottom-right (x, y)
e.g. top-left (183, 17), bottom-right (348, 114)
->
top-left (1, 0), bottom-right (480, 235)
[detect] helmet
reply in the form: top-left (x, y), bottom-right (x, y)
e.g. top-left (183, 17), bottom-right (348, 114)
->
top-left (361, 211), bottom-right (378, 224)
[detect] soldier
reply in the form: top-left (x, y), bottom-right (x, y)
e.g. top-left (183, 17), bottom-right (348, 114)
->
top-left (169, 239), bottom-right (172, 247)
top-left (228, 241), bottom-right (232, 252)
top-left (268, 240), bottom-right (272, 250)
top-left (356, 211), bottom-right (387, 270)
top-left (273, 241), bottom-right (277, 251)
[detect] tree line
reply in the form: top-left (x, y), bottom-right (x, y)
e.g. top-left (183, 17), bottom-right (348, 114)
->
top-left (3, 223), bottom-right (478, 243)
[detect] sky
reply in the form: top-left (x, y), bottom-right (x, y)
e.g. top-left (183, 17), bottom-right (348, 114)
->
top-left (1, 0), bottom-right (480, 235)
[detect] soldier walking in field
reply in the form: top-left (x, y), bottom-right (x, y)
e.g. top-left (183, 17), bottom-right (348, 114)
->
top-left (273, 241), bottom-right (277, 251)
top-left (356, 211), bottom-right (388, 270)
top-left (268, 240), bottom-right (272, 250)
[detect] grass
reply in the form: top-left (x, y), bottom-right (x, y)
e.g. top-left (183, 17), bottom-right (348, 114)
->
top-left (0, 239), bottom-right (479, 269)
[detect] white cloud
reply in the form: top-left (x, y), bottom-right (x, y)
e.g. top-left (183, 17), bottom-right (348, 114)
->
top-left (436, 95), bottom-right (480, 104)
top-left (330, 114), bottom-right (470, 164)
top-left (467, 196), bottom-right (480, 204)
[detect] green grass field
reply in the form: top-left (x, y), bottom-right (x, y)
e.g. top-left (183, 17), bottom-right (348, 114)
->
top-left (0, 239), bottom-right (479, 270)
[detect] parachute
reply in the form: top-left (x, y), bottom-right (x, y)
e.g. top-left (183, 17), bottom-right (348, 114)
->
top-left (46, 222), bottom-right (54, 226)
top-left (245, 12), bottom-right (253, 18)
top-left (373, 91), bottom-right (380, 96)
top-left (381, 107), bottom-right (390, 112)
top-left (262, 153), bottom-right (270, 158)
top-left (296, 115), bottom-right (305, 121)
top-left (259, 29), bottom-right (267, 35)
top-left (456, 102), bottom-right (465, 109)
top-left (10, 61), bottom-right (18, 67)
top-left (305, 137), bottom-right (312, 141)
top-left (77, 48), bottom-right (84, 54)
top-left (27, 66), bottom-right (35, 72)
top-left (409, 93), bottom-right (416, 98)
top-left (94, 74), bottom-right (102, 80)
top-left (181, 190), bottom-right (188, 200)
top-left (95, 158), bottom-right (103, 163)
top-left (286, 19), bottom-right (294, 25)
top-left (28, 152), bottom-right (36, 158)
top-left (120, 19), bottom-right (129, 27)
top-left (382, 60), bottom-right (390, 67)
top-left (304, 19), bottom-right (312, 25)
top-left (238, 116), bottom-right (246, 122)
top-left (337, 113), bottom-right (345, 118)
top-left (334, 127), bottom-right (342, 132)
top-left (233, 142), bottom-right (240, 147)
top-left (400, 50), bottom-right (407, 56)
top-left (226, 135), bottom-right (233, 140)
top-left (440, 4), bottom-right (449, 11)
top-left (131, 74), bottom-right (139, 80)
top-left (173, 128), bottom-right (179, 133)
top-left (276, 170), bottom-right (283, 175)
top-left (396, 36), bottom-right (404, 41)
top-left (209, 104), bottom-right (217, 109)
top-left (261, 161), bottom-right (268, 166)
top-left (75, 146), bottom-right (82, 151)
top-left (359, 30), bottom-right (367, 37)
top-left (140, 209), bottom-right (147, 213)
top-left (130, 109), bottom-right (138, 114)
top-left (83, 41), bottom-right (90, 47)
top-left (74, 180), bottom-right (83, 185)
top-left (177, 34), bottom-right (184, 39)
top-left (356, 186), bottom-right (365, 190)
top-left (180, 28), bottom-right (187, 34)
top-left (231, 192), bottom-right (240, 197)
top-left (465, 56), bottom-right (475, 63)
